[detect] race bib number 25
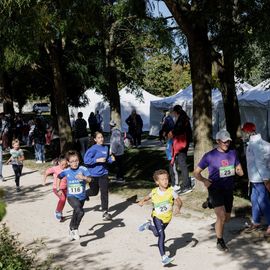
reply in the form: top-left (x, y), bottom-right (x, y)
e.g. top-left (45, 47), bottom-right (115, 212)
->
top-left (219, 165), bottom-right (235, 178)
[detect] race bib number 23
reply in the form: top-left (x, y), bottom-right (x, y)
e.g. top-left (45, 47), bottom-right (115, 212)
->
top-left (219, 165), bottom-right (235, 178)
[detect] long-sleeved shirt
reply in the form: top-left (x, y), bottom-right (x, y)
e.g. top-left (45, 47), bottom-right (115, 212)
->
top-left (84, 144), bottom-right (113, 177)
top-left (246, 133), bottom-right (270, 182)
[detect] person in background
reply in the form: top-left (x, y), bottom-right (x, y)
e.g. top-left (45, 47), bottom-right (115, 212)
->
top-left (84, 131), bottom-right (115, 221)
top-left (6, 139), bottom-right (25, 192)
top-left (109, 120), bottom-right (125, 183)
top-left (74, 112), bottom-right (89, 159)
top-left (44, 155), bottom-right (68, 222)
top-left (171, 105), bottom-right (192, 194)
top-left (159, 111), bottom-right (174, 144)
top-left (241, 122), bottom-right (270, 236)
top-left (95, 110), bottom-right (103, 132)
top-left (125, 109), bottom-right (143, 148)
top-left (88, 112), bottom-right (98, 136)
top-left (193, 130), bottom-right (244, 251)
top-left (32, 117), bottom-right (46, 163)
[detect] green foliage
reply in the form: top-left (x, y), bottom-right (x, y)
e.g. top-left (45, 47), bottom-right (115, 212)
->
top-left (0, 224), bottom-right (59, 270)
top-left (0, 189), bottom-right (6, 221)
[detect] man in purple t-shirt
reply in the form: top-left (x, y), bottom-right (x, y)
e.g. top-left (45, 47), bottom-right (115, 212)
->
top-left (194, 130), bottom-right (243, 252)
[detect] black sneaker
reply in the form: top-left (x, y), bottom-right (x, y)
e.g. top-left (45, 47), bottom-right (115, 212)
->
top-left (102, 211), bottom-right (112, 221)
top-left (217, 239), bottom-right (228, 252)
top-left (16, 187), bottom-right (21, 192)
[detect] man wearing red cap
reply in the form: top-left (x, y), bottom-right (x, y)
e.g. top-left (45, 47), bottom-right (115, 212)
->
top-left (242, 122), bottom-right (270, 236)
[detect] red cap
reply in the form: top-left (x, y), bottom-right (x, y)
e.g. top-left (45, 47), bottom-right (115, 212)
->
top-left (242, 122), bottom-right (256, 133)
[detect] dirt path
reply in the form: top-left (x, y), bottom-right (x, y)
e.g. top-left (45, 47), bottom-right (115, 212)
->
top-left (1, 164), bottom-right (269, 270)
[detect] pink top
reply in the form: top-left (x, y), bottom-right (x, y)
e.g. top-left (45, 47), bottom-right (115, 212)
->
top-left (45, 165), bottom-right (67, 189)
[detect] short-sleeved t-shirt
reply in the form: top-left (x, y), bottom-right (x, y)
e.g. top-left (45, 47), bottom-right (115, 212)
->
top-left (58, 166), bottom-right (91, 200)
top-left (10, 149), bottom-right (24, 165)
top-left (197, 148), bottom-right (240, 190)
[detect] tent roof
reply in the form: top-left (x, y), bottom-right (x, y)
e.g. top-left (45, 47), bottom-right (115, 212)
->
top-left (238, 79), bottom-right (270, 107)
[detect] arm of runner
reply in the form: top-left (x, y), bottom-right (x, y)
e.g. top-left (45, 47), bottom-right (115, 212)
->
top-left (138, 195), bottom-right (151, 206)
top-left (193, 166), bottom-right (212, 188)
top-left (235, 163), bottom-right (244, 176)
top-left (173, 196), bottom-right (183, 215)
top-left (76, 173), bottom-right (92, 183)
top-left (56, 177), bottom-right (63, 195)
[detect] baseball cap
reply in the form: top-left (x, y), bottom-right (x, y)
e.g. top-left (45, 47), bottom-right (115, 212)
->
top-left (109, 120), bottom-right (116, 127)
top-left (216, 130), bottom-right (232, 142)
top-left (242, 122), bottom-right (256, 133)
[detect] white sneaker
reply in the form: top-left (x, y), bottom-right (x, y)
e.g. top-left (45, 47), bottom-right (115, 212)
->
top-left (69, 229), bottom-right (74, 241)
top-left (173, 185), bottom-right (181, 191)
top-left (36, 160), bottom-right (42, 164)
top-left (162, 255), bottom-right (174, 266)
top-left (73, 229), bottom-right (80, 240)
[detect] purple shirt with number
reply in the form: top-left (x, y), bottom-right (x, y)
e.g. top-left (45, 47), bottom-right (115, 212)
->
top-left (197, 148), bottom-right (240, 190)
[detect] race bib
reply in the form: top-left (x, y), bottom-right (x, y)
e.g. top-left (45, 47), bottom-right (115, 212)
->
top-left (154, 202), bottom-right (172, 215)
top-left (219, 165), bottom-right (235, 178)
top-left (68, 184), bottom-right (83, 195)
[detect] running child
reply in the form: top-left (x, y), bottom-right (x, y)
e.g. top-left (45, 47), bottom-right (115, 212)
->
top-left (56, 150), bottom-right (92, 240)
top-left (6, 139), bottom-right (24, 192)
top-left (84, 131), bottom-right (115, 221)
top-left (43, 155), bottom-right (68, 221)
top-left (138, 169), bottom-right (182, 266)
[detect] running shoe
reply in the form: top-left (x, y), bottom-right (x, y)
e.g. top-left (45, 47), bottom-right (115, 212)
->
top-left (244, 224), bottom-right (262, 233)
top-left (216, 239), bottom-right (228, 252)
top-left (161, 255), bottom-right (174, 266)
top-left (173, 185), bottom-right (181, 192)
top-left (179, 188), bottom-right (193, 195)
top-left (16, 187), bottom-right (21, 192)
top-left (102, 211), bottom-right (112, 221)
top-left (69, 229), bottom-right (75, 241)
top-left (138, 220), bottom-right (151, 232)
top-left (73, 229), bottom-right (80, 240)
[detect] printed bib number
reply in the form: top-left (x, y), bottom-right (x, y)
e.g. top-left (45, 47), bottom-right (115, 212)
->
top-left (154, 203), bottom-right (172, 215)
top-left (68, 184), bottom-right (83, 195)
top-left (219, 165), bottom-right (235, 178)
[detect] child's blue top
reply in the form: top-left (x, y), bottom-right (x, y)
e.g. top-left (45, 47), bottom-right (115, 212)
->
top-left (83, 144), bottom-right (113, 177)
top-left (58, 166), bottom-right (91, 200)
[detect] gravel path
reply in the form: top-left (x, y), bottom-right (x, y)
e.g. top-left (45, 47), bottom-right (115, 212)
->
top-left (1, 164), bottom-right (270, 270)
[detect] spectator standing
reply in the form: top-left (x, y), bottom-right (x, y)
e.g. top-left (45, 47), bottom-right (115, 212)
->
top-left (32, 117), bottom-right (46, 163)
top-left (74, 112), bottom-right (89, 158)
top-left (14, 114), bottom-right (23, 142)
top-left (171, 105), bottom-right (192, 194)
top-left (125, 109), bottom-right (143, 148)
top-left (95, 110), bottom-right (103, 132)
top-left (88, 112), bottom-right (98, 136)
top-left (159, 111), bottom-right (174, 144)
top-left (109, 120), bottom-right (125, 183)
top-left (242, 122), bottom-right (270, 236)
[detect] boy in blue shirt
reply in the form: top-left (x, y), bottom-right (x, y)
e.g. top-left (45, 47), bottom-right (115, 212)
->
top-left (57, 150), bottom-right (92, 241)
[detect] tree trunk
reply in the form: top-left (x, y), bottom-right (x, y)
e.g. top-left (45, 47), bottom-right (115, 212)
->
top-left (46, 40), bottom-right (73, 153)
top-left (105, 33), bottom-right (121, 129)
top-left (217, 50), bottom-right (242, 145)
top-left (164, 0), bottom-right (213, 190)
top-left (0, 72), bottom-right (15, 115)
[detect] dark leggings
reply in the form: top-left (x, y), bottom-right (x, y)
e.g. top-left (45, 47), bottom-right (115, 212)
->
top-left (12, 164), bottom-right (23, 187)
top-left (149, 216), bottom-right (168, 256)
top-left (86, 175), bottom-right (109, 211)
top-left (67, 196), bottom-right (85, 230)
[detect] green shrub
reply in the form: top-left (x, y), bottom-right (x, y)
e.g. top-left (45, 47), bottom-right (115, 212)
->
top-left (0, 224), bottom-right (59, 270)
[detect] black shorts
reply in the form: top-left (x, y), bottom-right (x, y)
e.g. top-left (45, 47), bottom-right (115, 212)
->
top-left (208, 188), bottom-right (234, 213)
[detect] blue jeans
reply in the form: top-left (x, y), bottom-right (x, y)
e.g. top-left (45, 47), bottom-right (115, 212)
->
top-left (251, 183), bottom-right (270, 225)
top-left (35, 143), bottom-right (45, 162)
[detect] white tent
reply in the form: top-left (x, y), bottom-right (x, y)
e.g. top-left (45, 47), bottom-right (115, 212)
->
top-left (149, 85), bottom-right (222, 136)
top-left (217, 79), bottom-right (270, 140)
top-left (95, 86), bottom-right (163, 132)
